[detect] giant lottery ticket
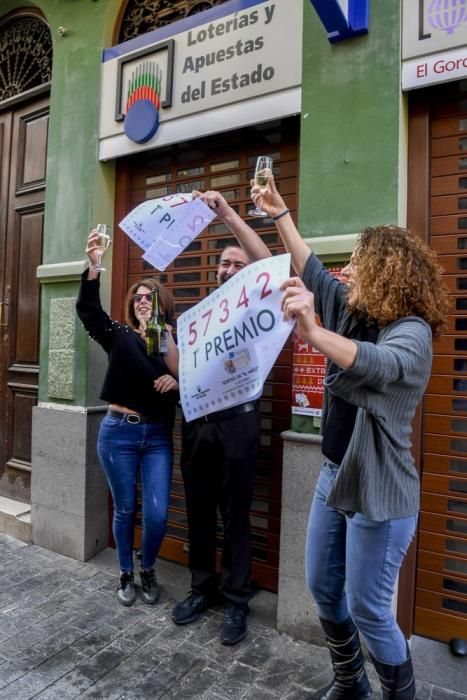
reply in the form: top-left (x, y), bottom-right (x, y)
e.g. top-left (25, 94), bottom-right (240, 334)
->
top-left (178, 254), bottom-right (294, 421)
top-left (119, 193), bottom-right (215, 270)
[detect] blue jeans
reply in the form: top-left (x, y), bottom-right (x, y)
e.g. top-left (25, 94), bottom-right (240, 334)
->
top-left (97, 414), bottom-right (173, 572)
top-left (306, 461), bottom-right (417, 664)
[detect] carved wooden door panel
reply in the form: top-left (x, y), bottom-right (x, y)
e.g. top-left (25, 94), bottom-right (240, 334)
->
top-left (0, 96), bottom-right (49, 502)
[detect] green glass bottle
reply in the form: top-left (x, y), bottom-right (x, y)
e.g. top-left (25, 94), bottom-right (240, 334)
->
top-left (146, 288), bottom-right (168, 357)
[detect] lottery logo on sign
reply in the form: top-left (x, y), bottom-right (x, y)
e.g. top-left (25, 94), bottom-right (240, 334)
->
top-left (124, 61), bottom-right (162, 144)
top-left (178, 255), bottom-right (294, 421)
top-left (428, 0), bottom-right (467, 35)
top-left (113, 39), bottom-right (174, 146)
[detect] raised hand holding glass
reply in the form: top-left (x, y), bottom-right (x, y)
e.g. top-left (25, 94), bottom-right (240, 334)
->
top-left (249, 156), bottom-right (273, 217)
top-left (91, 224), bottom-right (111, 272)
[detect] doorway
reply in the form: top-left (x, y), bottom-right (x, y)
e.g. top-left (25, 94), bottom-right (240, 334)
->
top-left (0, 96), bottom-right (49, 502)
top-left (408, 81), bottom-right (467, 643)
top-left (113, 117), bottom-right (299, 590)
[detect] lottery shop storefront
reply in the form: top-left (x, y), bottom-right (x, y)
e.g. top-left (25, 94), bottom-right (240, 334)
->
top-left (102, 0), bottom-right (303, 592)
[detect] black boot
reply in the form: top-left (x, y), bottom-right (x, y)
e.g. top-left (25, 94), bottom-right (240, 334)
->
top-left (311, 617), bottom-right (373, 699)
top-left (139, 568), bottom-right (160, 605)
top-left (370, 647), bottom-right (416, 699)
top-left (117, 571), bottom-right (136, 606)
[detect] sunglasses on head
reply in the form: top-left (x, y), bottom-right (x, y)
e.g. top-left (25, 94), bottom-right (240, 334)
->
top-left (133, 292), bottom-right (153, 303)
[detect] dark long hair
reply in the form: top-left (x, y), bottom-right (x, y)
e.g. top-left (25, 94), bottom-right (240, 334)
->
top-left (123, 278), bottom-right (174, 330)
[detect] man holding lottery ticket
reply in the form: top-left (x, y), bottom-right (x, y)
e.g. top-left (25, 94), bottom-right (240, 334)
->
top-left (171, 193), bottom-right (271, 646)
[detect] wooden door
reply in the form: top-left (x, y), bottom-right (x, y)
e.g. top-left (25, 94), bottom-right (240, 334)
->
top-left (414, 82), bottom-right (467, 643)
top-left (0, 96), bottom-right (49, 502)
top-left (113, 117), bottom-right (299, 591)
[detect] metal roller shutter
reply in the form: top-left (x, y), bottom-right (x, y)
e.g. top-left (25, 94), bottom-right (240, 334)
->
top-left (415, 84), bottom-right (467, 642)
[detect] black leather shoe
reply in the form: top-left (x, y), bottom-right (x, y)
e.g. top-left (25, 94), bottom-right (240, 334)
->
top-left (450, 638), bottom-right (467, 657)
top-left (172, 591), bottom-right (211, 625)
top-left (117, 571), bottom-right (136, 606)
top-left (220, 603), bottom-right (249, 646)
top-left (139, 568), bottom-right (160, 605)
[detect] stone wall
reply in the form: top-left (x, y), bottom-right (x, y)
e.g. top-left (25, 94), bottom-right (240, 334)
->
top-left (277, 431), bottom-right (325, 645)
top-left (31, 406), bottom-right (108, 561)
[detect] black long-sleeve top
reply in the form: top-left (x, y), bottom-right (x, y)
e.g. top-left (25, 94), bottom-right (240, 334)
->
top-left (76, 272), bottom-right (178, 430)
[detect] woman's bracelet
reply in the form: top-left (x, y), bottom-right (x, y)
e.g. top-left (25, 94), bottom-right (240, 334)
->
top-left (272, 208), bottom-right (290, 221)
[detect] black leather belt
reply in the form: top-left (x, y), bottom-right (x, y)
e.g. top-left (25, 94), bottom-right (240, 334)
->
top-left (198, 401), bottom-right (258, 423)
top-left (107, 409), bottom-right (160, 425)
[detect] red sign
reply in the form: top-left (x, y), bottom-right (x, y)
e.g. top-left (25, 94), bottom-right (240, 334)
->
top-left (291, 267), bottom-right (342, 417)
top-left (291, 335), bottom-right (327, 416)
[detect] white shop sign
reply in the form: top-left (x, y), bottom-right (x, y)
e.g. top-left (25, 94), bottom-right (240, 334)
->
top-left (99, 0), bottom-right (302, 160)
top-left (402, 0), bottom-right (467, 90)
top-left (403, 46), bottom-right (467, 90)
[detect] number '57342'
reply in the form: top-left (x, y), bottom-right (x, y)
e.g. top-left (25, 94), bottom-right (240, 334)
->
top-left (187, 271), bottom-right (273, 346)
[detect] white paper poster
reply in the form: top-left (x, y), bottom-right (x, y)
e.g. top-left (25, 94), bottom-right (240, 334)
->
top-left (119, 193), bottom-right (216, 270)
top-left (178, 254), bottom-right (294, 421)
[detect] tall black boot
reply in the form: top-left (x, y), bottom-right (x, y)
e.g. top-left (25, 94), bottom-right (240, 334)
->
top-left (370, 646), bottom-right (416, 699)
top-left (311, 617), bottom-right (373, 699)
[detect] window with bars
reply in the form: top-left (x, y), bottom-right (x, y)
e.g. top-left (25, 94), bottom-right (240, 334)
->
top-left (0, 15), bottom-right (52, 102)
top-left (118, 0), bottom-right (230, 42)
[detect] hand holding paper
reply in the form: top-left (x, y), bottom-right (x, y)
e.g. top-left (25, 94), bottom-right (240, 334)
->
top-left (119, 193), bottom-right (216, 270)
top-left (178, 254), bottom-right (294, 421)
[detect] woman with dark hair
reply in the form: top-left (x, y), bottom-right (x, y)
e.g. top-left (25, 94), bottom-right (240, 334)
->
top-left (76, 229), bottom-right (179, 606)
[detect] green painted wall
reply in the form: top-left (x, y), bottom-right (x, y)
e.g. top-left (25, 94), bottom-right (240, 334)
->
top-left (299, 1), bottom-right (402, 239)
top-left (293, 1), bottom-right (403, 434)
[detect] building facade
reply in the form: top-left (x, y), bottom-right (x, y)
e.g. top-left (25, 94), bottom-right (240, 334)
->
top-left (0, 0), bottom-right (465, 646)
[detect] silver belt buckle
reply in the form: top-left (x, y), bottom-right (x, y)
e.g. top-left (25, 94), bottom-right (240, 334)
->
top-left (127, 414), bottom-right (141, 424)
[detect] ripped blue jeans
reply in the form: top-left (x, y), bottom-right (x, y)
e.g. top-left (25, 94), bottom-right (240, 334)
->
top-left (306, 461), bottom-right (417, 664)
top-left (97, 413), bottom-right (172, 572)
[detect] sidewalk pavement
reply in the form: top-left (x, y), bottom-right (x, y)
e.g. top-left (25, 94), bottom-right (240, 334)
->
top-left (0, 534), bottom-right (465, 699)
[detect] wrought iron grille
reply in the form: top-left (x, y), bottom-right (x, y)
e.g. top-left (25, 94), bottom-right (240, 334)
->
top-left (119, 0), bottom-right (230, 42)
top-left (0, 17), bottom-right (52, 102)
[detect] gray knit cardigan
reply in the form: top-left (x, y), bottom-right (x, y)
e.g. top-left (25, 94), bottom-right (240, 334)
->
top-left (302, 254), bottom-right (433, 521)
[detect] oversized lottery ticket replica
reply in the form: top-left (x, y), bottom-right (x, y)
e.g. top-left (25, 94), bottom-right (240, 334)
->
top-left (119, 192), bottom-right (216, 270)
top-left (178, 254), bottom-right (294, 421)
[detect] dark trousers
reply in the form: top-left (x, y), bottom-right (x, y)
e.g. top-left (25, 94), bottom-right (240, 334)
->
top-left (181, 408), bottom-right (260, 606)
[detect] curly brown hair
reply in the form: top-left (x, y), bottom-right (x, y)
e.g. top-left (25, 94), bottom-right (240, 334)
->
top-left (124, 278), bottom-right (174, 331)
top-left (348, 225), bottom-right (449, 337)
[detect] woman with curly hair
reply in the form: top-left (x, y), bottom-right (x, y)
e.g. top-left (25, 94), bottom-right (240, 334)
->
top-left (197, 180), bottom-right (449, 699)
top-left (245, 178), bottom-right (449, 700)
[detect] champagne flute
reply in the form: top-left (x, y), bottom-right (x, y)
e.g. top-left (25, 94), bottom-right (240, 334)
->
top-left (91, 224), bottom-right (111, 272)
top-left (249, 156), bottom-right (273, 217)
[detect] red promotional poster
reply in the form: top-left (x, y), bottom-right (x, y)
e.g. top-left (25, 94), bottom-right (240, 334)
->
top-left (291, 335), bottom-right (327, 417)
top-left (291, 267), bottom-right (342, 417)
